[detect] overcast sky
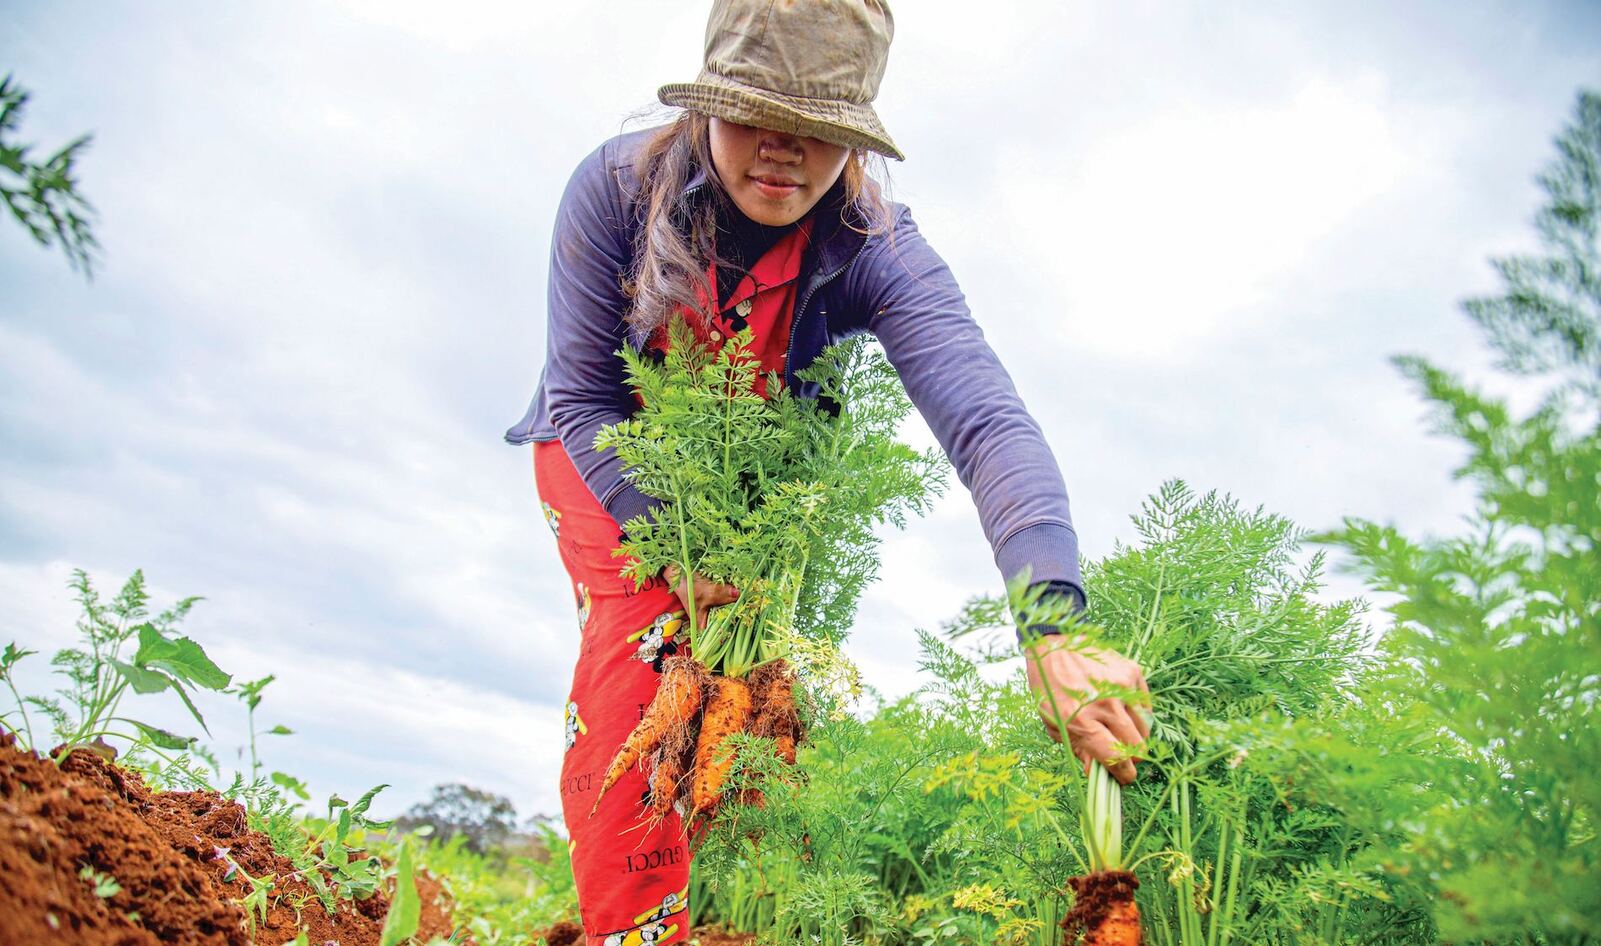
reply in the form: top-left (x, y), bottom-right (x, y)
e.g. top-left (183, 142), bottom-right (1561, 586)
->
top-left (3, 1), bottom-right (1597, 821)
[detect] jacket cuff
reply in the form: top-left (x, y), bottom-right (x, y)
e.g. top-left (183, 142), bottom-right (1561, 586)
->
top-left (1016, 579), bottom-right (1088, 642)
top-left (995, 521), bottom-right (1083, 589)
top-left (996, 522), bottom-right (1086, 644)
top-left (603, 482), bottom-right (663, 531)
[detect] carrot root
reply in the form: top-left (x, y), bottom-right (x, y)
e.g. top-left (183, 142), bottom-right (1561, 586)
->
top-left (774, 732), bottom-right (796, 765)
top-left (690, 674), bottom-right (754, 821)
top-left (1062, 870), bottom-right (1142, 946)
top-left (592, 655), bottom-right (706, 816)
top-left (648, 703), bottom-right (699, 822)
top-left (750, 659), bottom-right (803, 765)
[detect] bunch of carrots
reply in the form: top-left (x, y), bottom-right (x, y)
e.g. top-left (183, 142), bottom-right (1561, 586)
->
top-left (591, 651), bottom-right (801, 827)
top-left (589, 316), bottom-right (944, 830)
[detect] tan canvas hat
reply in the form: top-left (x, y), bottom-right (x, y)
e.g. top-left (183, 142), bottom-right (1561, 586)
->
top-left (658, 0), bottom-right (904, 161)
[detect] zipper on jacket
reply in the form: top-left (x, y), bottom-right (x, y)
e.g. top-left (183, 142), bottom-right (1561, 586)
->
top-left (787, 237), bottom-right (870, 387)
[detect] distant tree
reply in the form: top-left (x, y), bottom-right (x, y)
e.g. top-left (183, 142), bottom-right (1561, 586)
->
top-left (1, 73), bottom-right (99, 278)
top-left (394, 783), bottom-right (521, 854)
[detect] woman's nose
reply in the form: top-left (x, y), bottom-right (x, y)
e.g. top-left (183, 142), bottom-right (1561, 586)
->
top-left (757, 131), bottom-right (803, 163)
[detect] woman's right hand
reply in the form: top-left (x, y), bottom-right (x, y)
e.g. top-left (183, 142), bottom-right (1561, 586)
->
top-left (662, 564), bottom-right (740, 630)
top-left (1023, 635), bottom-right (1152, 785)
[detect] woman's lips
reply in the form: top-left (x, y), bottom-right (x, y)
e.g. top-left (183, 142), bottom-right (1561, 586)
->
top-left (750, 176), bottom-right (801, 200)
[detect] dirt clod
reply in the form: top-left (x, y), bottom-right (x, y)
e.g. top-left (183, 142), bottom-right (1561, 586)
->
top-left (0, 731), bottom-right (463, 946)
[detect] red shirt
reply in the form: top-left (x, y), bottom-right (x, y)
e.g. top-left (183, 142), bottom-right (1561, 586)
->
top-left (645, 217), bottom-right (814, 399)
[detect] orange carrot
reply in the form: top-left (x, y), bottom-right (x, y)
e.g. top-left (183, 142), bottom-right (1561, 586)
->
top-left (690, 675), bottom-right (754, 820)
top-left (749, 661), bottom-right (791, 720)
top-left (592, 655), bottom-right (704, 815)
top-left (773, 731), bottom-right (797, 766)
top-left (1063, 871), bottom-right (1142, 946)
top-left (648, 749), bottom-right (678, 819)
top-left (1086, 900), bottom-right (1142, 946)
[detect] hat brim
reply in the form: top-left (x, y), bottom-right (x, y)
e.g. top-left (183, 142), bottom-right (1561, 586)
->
top-left (658, 71), bottom-right (904, 162)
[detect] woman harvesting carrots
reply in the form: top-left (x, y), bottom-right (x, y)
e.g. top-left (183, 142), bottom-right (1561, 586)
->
top-left (505, 1), bottom-right (1154, 940)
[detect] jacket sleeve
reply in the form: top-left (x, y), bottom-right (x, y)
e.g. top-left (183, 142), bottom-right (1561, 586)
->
top-left (540, 141), bottom-right (661, 527)
top-left (859, 206), bottom-right (1085, 599)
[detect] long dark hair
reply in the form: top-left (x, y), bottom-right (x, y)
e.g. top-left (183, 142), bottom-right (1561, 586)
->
top-left (622, 110), bottom-right (893, 338)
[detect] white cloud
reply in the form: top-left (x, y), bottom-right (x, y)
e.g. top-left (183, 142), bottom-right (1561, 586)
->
top-left (992, 74), bottom-right (1424, 358)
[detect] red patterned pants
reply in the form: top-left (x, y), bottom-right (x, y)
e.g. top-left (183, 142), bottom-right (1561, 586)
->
top-left (533, 439), bottom-right (691, 946)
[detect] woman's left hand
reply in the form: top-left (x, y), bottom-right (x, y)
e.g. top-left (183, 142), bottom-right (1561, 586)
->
top-left (662, 563), bottom-right (740, 630)
top-left (1022, 636), bottom-right (1152, 785)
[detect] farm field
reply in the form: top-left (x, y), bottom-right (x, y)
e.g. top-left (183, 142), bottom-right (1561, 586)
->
top-left (2, 12), bottom-right (1598, 946)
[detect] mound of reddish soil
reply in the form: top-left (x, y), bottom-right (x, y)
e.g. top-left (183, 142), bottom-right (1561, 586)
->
top-left (0, 729), bottom-right (462, 945)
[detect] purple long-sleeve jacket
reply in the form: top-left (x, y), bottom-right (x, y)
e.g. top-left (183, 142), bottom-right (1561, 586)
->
top-left (505, 127), bottom-right (1084, 599)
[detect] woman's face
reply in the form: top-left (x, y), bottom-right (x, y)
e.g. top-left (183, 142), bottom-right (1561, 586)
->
top-left (708, 117), bottom-right (851, 227)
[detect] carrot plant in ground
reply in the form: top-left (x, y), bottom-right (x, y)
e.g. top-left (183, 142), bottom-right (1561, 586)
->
top-left (1238, 87), bottom-right (1601, 944)
top-left (966, 483), bottom-right (1431, 946)
top-left (249, 783), bottom-right (398, 912)
top-left (590, 317), bottom-right (946, 831)
top-left (687, 482), bottom-right (1434, 946)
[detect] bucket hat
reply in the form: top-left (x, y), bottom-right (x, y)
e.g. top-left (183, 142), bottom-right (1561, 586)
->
top-left (658, 0), bottom-right (904, 161)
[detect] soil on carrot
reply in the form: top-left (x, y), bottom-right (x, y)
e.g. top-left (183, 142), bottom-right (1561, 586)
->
top-left (538, 920), bottom-right (583, 945)
top-left (1062, 870), bottom-right (1142, 946)
top-left (0, 728), bottom-right (461, 946)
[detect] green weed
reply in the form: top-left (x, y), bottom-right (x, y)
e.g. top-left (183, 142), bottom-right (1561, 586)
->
top-left (0, 568), bottom-right (230, 768)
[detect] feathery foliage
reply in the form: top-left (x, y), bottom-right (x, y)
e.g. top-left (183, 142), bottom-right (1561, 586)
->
top-left (0, 74), bottom-right (99, 277)
top-left (687, 482), bottom-right (1419, 946)
top-left (1293, 87), bottom-right (1601, 942)
top-left (596, 315), bottom-right (947, 679)
top-left (1462, 89), bottom-right (1601, 398)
